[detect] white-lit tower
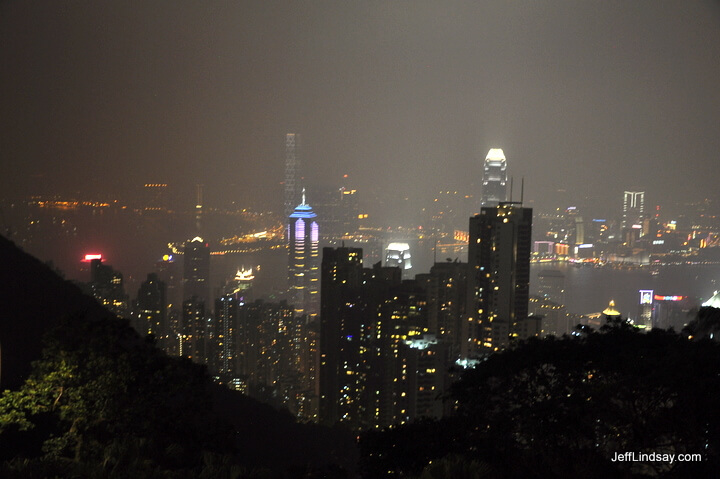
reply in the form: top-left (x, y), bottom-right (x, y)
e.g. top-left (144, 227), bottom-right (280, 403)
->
top-left (622, 191), bottom-right (645, 230)
top-left (481, 148), bottom-right (508, 207)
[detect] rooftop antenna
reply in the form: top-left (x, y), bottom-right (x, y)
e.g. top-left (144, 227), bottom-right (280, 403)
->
top-left (521, 177), bottom-right (524, 205)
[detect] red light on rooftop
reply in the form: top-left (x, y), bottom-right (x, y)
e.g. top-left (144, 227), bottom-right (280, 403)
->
top-left (83, 254), bottom-right (103, 262)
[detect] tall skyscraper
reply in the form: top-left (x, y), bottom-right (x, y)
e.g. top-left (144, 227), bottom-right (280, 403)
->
top-left (319, 246), bottom-right (364, 426)
top-left (284, 133), bottom-right (301, 219)
top-left (466, 202), bottom-right (532, 354)
top-left (425, 260), bottom-right (468, 359)
top-left (288, 190), bottom-right (320, 318)
top-left (135, 273), bottom-right (167, 339)
top-left (183, 237), bottom-right (210, 304)
top-left (214, 294), bottom-right (238, 377)
top-left (622, 190), bottom-right (645, 230)
top-left (181, 296), bottom-right (205, 361)
top-left (481, 148), bottom-right (508, 207)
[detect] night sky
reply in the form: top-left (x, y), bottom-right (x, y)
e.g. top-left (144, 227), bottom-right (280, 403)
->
top-left (3, 1), bottom-right (720, 218)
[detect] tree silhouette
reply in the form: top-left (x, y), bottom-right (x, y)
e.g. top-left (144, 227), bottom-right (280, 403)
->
top-left (361, 317), bottom-right (720, 478)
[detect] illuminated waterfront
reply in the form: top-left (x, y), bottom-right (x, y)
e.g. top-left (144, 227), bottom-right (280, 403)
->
top-left (530, 261), bottom-right (720, 320)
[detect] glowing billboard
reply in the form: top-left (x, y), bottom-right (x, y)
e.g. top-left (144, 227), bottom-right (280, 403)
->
top-left (639, 290), bottom-right (654, 305)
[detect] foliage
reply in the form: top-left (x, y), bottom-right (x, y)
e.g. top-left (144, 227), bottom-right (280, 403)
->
top-left (360, 318), bottom-right (720, 478)
top-left (0, 314), bottom-right (235, 476)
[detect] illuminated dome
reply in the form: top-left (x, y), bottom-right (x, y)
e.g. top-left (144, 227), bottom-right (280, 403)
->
top-left (602, 299), bottom-right (621, 317)
top-left (703, 291), bottom-right (720, 309)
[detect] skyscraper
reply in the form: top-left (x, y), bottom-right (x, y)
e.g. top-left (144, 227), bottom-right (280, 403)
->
top-left (481, 148), bottom-right (508, 207)
top-left (466, 202), bottom-right (532, 354)
top-left (319, 246), bottom-right (365, 426)
top-left (622, 190), bottom-right (645, 230)
top-left (425, 260), bottom-right (468, 359)
top-left (183, 237), bottom-right (210, 304)
top-left (214, 294), bottom-right (238, 377)
top-left (288, 189), bottom-right (320, 318)
top-left (88, 258), bottom-right (128, 318)
top-left (284, 133), bottom-right (301, 219)
top-left (135, 273), bottom-right (167, 339)
top-left (181, 296), bottom-right (205, 361)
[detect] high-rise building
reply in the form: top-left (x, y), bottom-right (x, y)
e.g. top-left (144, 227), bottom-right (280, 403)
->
top-left (214, 294), bottom-right (238, 377)
top-left (425, 260), bottom-right (468, 359)
top-left (225, 267), bottom-right (254, 300)
top-left (288, 190), bottom-right (320, 319)
top-left (481, 148), bottom-right (508, 207)
top-left (88, 258), bottom-right (128, 318)
top-left (385, 242), bottom-right (412, 275)
top-left (181, 296), bottom-right (205, 361)
top-left (284, 133), bottom-right (301, 219)
top-left (183, 237), bottom-right (210, 304)
top-left (319, 246), bottom-right (366, 426)
top-left (622, 191), bottom-right (645, 231)
top-left (135, 273), bottom-right (167, 340)
top-left (466, 202), bottom-right (532, 354)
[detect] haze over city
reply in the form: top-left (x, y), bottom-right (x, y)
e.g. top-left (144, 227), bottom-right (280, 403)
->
top-left (5, 2), bottom-right (720, 477)
top-left (3, 1), bottom-right (720, 218)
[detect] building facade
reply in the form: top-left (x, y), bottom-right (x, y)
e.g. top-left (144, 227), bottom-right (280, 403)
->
top-left (466, 202), bottom-right (533, 354)
top-left (288, 190), bottom-right (320, 319)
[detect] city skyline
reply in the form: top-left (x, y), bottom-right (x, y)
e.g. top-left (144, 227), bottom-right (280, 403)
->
top-left (4, 3), bottom-right (720, 474)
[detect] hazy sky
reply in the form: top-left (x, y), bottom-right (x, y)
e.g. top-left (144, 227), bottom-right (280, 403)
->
top-left (3, 1), bottom-right (720, 216)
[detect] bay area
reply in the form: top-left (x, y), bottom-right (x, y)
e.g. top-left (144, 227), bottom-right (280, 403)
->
top-left (530, 262), bottom-right (720, 320)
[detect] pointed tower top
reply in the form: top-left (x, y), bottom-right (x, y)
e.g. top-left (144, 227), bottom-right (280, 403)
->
top-left (603, 299), bottom-right (620, 317)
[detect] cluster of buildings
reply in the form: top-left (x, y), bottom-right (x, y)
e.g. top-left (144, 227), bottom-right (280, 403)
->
top-left (73, 140), bottom-right (720, 431)
top-left (533, 189), bottom-right (720, 265)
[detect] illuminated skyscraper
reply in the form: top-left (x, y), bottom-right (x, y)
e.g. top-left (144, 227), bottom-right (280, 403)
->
top-left (136, 273), bottom-right (167, 339)
top-left (319, 246), bottom-right (365, 426)
top-left (385, 242), bottom-right (412, 274)
top-left (214, 294), bottom-right (238, 376)
top-left (181, 296), bottom-right (205, 361)
top-left (622, 190), bottom-right (645, 230)
top-left (481, 148), bottom-right (508, 207)
top-left (288, 189), bottom-right (320, 318)
top-left (225, 267), bottom-right (254, 300)
top-left (466, 202), bottom-right (532, 354)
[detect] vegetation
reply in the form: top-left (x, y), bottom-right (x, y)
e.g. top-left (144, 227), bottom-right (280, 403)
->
top-left (360, 318), bottom-right (720, 478)
top-left (0, 314), bottom-right (355, 478)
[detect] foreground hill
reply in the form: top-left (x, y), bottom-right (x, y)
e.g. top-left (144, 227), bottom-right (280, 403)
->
top-left (0, 235), bottom-right (356, 478)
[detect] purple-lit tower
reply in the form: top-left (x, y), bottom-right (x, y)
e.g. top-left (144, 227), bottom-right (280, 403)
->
top-left (288, 189), bottom-right (320, 319)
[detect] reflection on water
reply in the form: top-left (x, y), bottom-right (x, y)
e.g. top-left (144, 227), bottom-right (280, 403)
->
top-left (531, 262), bottom-right (720, 317)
